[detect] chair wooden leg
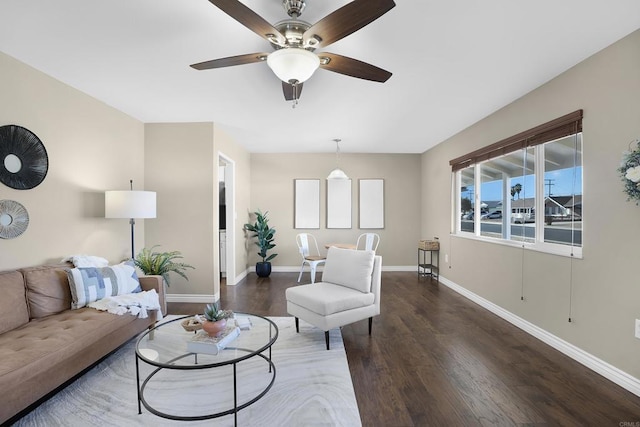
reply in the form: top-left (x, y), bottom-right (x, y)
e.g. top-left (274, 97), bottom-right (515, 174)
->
top-left (295, 317), bottom-right (299, 333)
top-left (368, 317), bottom-right (373, 335)
top-left (325, 331), bottom-right (330, 350)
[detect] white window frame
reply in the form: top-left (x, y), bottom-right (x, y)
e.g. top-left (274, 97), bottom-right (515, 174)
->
top-left (453, 138), bottom-right (583, 259)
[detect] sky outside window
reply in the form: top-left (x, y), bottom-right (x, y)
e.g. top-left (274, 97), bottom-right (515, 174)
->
top-left (480, 167), bottom-right (582, 201)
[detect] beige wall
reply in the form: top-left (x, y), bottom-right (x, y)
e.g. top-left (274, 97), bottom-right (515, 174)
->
top-left (143, 123), bottom-right (251, 298)
top-left (144, 123), bottom-right (216, 298)
top-left (248, 153), bottom-right (422, 269)
top-left (0, 52), bottom-right (145, 269)
top-left (1, 48), bottom-right (251, 299)
top-left (421, 29), bottom-right (640, 377)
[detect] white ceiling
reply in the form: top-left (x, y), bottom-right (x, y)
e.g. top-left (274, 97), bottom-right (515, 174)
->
top-left (1, 1), bottom-right (639, 153)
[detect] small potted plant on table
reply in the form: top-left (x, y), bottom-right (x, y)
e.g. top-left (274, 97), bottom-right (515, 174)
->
top-left (202, 302), bottom-right (234, 337)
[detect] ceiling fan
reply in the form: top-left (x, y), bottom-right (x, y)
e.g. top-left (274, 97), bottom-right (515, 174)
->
top-left (190, 0), bottom-right (396, 105)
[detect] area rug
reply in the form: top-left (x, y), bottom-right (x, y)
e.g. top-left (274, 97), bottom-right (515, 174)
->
top-left (14, 316), bottom-right (360, 427)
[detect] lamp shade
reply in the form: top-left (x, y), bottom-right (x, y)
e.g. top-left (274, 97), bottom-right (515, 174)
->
top-left (105, 191), bottom-right (156, 219)
top-left (267, 48), bottom-right (320, 84)
top-left (327, 138), bottom-right (348, 179)
top-left (327, 168), bottom-right (349, 180)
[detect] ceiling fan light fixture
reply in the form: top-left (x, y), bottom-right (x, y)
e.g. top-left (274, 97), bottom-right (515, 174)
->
top-left (267, 48), bottom-right (320, 84)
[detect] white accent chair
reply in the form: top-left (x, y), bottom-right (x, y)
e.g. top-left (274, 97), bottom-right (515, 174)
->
top-left (296, 233), bottom-right (326, 284)
top-left (356, 233), bottom-right (380, 252)
top-left (286, 247), bottom-right (382, 350)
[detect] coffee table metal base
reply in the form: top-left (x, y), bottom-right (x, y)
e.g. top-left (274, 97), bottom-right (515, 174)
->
top-left (135, 314), bottom-right (278, 426)
top-left (136, 348), bottom-right (276, 425)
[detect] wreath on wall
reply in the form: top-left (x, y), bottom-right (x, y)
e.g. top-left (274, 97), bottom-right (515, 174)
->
top-left (619, 139), bottom-right (640, 205)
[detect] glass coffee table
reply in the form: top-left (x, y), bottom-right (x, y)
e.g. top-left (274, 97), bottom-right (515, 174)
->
top-left (135, 313), bottom-right (278, 425)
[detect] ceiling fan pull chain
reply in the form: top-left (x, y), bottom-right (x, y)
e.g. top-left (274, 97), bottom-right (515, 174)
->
top-left (292, 82), bottom-right (299, 108)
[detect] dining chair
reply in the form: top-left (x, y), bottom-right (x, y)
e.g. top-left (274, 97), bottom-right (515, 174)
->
top-left (296, 233), bottom-right (326, 284)
top-left (356, 233), bottom-right (380, 252)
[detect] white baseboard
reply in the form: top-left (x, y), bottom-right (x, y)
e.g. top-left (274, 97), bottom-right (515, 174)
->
top-left (249, 265), bottom-right (417, 273)
top-left (231, 269), bottom-right (248, 285)
top-left (382, 266), bottom-right (418, 272)
top-left (438, 274), bottom-right (640, 398)
top-left (269, 266), bottom-right (306, 273)
top-left (166, 293), bottom-right (219, 304)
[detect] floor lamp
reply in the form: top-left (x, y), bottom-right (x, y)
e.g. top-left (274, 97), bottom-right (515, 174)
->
top-left (105, 180), bottom-right (156, 259)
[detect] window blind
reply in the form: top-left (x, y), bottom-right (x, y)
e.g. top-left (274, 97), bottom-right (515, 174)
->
top-left (450, 110), bottom-right (583, 172)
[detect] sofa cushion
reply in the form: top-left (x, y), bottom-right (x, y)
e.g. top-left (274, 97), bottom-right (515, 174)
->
top-left (0, 307), bottom-right (154, 423)
top-left (321, 247), bottom-right (375, 293)
top-left (0, 308), bottom-right (141, 379)
top-left (286, 282), bottom-right (375, 316)
top-left (22, 264), bottom-right (73, 319)
top-left (67, 261), bottom-right (141, 310)
top-left (0, 270), bottom-right (29, 334)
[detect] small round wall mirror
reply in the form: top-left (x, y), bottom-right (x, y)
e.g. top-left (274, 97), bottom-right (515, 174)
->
top-left (0, 212), bottom-right (13, 226)
top-left (4, 153), bottom-right (22, 173)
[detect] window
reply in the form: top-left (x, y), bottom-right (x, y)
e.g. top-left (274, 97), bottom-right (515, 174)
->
top-left (451, 111), bottom-right (583, 257)
top-left (543, 135), bottom-right (582, 247)
top-left (459, 167), bottom-right (475, 234)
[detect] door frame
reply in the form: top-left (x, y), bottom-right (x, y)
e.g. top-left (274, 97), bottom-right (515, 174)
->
top-left (218, 152), bottom-right (236, 285)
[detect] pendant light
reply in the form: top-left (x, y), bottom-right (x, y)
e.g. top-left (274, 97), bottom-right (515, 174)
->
top-left (327, 139), bottom-right (349, 180)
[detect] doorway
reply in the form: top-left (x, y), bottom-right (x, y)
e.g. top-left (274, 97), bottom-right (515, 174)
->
top-left (218, 153), bottom-right (236, 285)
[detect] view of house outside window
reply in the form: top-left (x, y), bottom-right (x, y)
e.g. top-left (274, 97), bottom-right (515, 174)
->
top-left (543, 136), bottom-right (582, 247)
top-left (456, 134), bottom-right (582, 256)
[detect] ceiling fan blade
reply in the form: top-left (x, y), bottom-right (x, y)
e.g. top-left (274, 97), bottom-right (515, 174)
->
top-left (282, 81), bottom-right (304, 101)
top-left (319, 53), bottom-right (392, 82)
top-left (207, 0), bottom-right (286, 46)
top-left (190, 53), bottom-right (269, 70)
top-left (303, 0), bottom-right (395, 48)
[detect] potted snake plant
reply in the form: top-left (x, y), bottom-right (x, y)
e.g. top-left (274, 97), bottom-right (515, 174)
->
top-left (243, 209), bottom-right (278, 277)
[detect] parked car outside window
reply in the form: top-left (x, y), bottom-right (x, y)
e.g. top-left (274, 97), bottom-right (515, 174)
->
top-left (481, 211), bottom-right (502, 219)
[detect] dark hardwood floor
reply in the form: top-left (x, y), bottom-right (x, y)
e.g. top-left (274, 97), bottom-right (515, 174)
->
top-left (168, 272), bottom-right (640, 426)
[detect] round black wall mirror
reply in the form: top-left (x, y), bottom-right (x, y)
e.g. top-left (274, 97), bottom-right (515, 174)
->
top-left (0, 124), bottom-right (49, 190)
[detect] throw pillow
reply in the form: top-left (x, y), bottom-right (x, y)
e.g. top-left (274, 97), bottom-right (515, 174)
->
top-left (321, 247), bottom-right (375, 293)
top-left (67, 261), bottom-right (142, 310)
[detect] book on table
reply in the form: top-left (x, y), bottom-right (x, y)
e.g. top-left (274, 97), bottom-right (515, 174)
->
top-left (235, 316), bottom-right (252, 330)
top-left (187, 324), bottom-right (241, 355)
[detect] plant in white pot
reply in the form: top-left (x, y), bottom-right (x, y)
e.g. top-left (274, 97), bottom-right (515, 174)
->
top-left (134, 245), bottom-right (195, 286)
top-left (133, 246), bottom-right (194, 315)
top-left (243, 209), bottom-right (278, 278)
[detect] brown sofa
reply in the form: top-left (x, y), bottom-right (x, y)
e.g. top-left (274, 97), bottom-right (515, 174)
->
top-left (0, 263), bottom-right (165, 424)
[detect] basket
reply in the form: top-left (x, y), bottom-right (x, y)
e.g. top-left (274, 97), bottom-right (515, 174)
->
top-left (181, 318), bottom-right (203, 332)
top-left (418, 240), bottom-right (439, 250)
